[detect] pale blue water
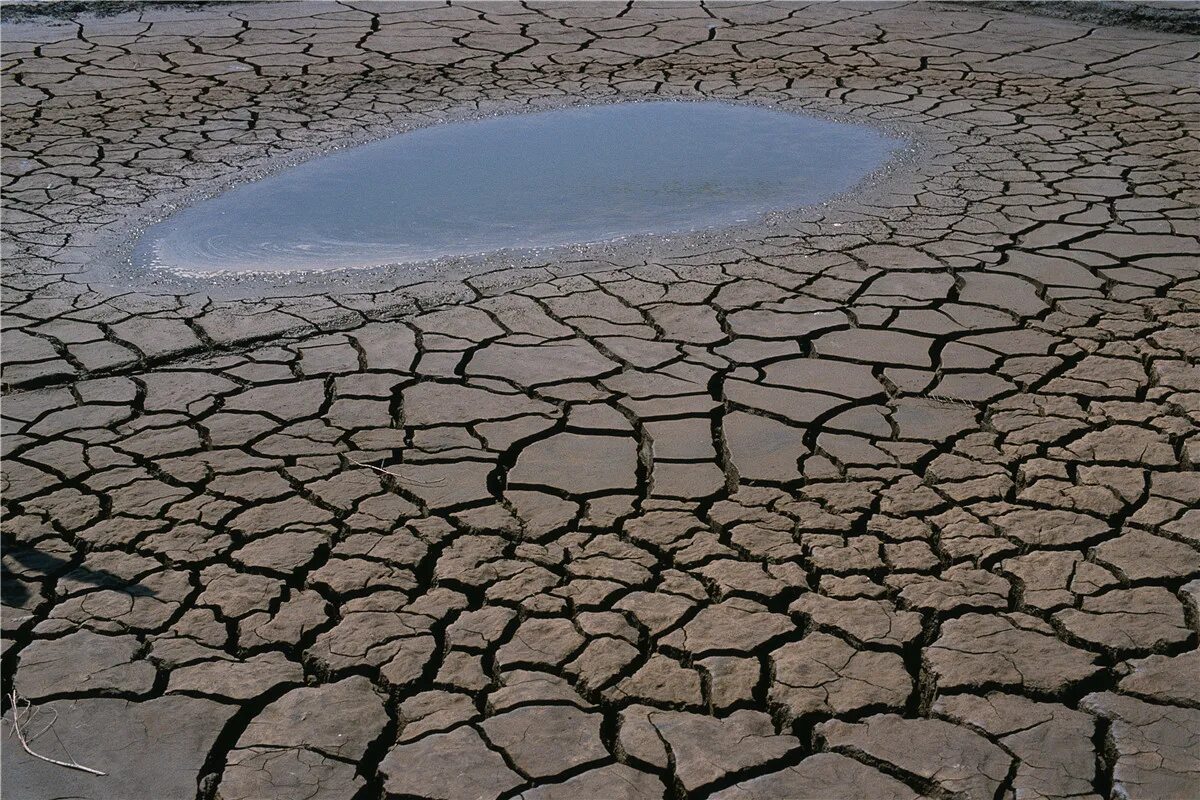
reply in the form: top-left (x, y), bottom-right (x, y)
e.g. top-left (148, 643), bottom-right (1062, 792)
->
top-left (133, 102), bottom-right (901, 274)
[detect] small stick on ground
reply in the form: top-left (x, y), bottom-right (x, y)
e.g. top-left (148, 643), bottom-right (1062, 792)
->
top-left (347, 456), bottom-right (445, 486)
top-left (5, 691), bottom-right (107, 777)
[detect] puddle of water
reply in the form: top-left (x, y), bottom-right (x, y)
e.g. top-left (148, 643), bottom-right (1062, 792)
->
top-left (133, 102), bottom-right (902, 274)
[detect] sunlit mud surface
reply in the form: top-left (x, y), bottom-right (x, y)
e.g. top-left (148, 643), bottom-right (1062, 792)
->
top-left (2, 3), bottom-right (1198, 800)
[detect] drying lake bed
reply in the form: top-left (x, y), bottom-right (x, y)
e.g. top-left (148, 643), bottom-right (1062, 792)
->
top-left (2, 3), bottom-right (1198, 800)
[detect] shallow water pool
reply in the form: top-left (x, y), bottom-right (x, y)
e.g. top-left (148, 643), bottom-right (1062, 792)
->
top-left (133, 102), bottom-right (902, 274)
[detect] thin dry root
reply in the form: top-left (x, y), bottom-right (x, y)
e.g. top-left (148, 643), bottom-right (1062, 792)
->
top-left (347, 456), bottom-right (446, 486)
top-left (5, 691), bottom-right (107, 777)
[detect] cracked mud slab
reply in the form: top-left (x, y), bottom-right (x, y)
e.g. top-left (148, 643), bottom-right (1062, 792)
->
top-left (2, 2), bottom-right (1198, 799)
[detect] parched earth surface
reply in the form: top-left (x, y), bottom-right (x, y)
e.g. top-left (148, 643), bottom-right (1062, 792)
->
top-left (2, 2), bottom-right (1199, 799)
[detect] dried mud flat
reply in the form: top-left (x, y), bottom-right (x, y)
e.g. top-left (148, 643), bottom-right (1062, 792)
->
top-left (2, 2), bottom-right (1198, 799)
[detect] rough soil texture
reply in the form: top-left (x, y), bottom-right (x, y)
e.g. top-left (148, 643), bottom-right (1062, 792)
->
top-left (2, 2), bottom-right (1198, 799)
top-left (952, 1), bottom-right (1200, 35)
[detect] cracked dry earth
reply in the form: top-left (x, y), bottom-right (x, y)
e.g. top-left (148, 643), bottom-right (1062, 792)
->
top-left (2, 2), bottom-right (1200, 799)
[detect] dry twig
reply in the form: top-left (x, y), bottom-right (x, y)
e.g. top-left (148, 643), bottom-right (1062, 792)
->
top-left (926, 393), bottom-right (981, 408)
top-left (347, 456), bottom-right (446, 486)
top-left (5, 691), bottom-right (107, 777)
